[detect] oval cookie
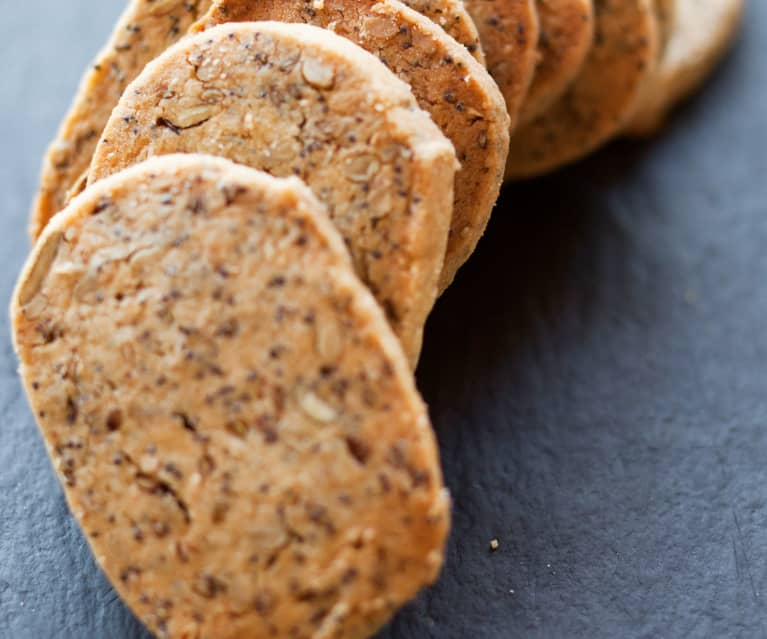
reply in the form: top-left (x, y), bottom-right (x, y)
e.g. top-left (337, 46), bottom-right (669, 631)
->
top-left (12, 154), bottom-right (451, 639)
top-left (87, 22), bottom-right (458, 366)
top-left (29, 0), bottom-right (213, 241)
top-left (505, 0), bottom-right (660, 180)
top-left (464, 0), bottom-right (541, 130)
top-left (193, 1), bottom-right (509, 292)
top-left (625, 0), bottom-right (744, 136)
top-left (519, 0), bottom-right (595, 125)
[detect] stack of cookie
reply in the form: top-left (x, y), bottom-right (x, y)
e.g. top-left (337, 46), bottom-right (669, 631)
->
top-left (11, 1), bottom-right (743, 638)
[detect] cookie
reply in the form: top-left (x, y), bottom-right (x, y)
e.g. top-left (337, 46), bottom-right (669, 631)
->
top-left (400, 0), bottom-right (485, 63)
top-left (620, 0), bottom-right (675, 134)
top-left (29, 0), bottom-right (214, 241)
top-left (505, 0), bottom-right (659, 180)
top-left (463, 0), bottom-right (541, 130)
top-left (193, 1), bottom-right (509, 293)
top-left (87, 22), bottom-right (458, 366)
top-left (625, 0), bottom-right (744, 136)
top-left (12, 153), bottom-right (451, 639)
top-left (519, 0), bottom-right (595, 125)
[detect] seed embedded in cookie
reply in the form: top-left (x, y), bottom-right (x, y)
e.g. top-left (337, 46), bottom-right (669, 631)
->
top-left (87, 21), bottom-right (458, 366)
top-left (193, 1), bottom-right (509, 293)
top-left (29, 0), bottom-right (214, 242)
top-left (402, 0), bottom-right (486, 63)
top-left (12, 153), bottom-right (451, 639)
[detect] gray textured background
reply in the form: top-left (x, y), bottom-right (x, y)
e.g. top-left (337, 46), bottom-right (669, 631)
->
top-left (1, 1), bottom-right (765, 637)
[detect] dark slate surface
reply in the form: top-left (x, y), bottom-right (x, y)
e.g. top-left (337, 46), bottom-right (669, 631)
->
top-left (1, 1), bottom-right (765, 637)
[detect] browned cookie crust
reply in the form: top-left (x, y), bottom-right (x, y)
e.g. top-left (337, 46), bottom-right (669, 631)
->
top-left (505, 0), bottom-right (659, 180)
top-left (464, 0), bottom-right (541, 130)
top-left (519, 0), bottom-right (594, 125)
top-left (29, 0), bottom-right (214, 241)
top-left (87, 22), bottom-right (458, 366)
top-left (193, 1), bottom-right (509, 293)
top-left (12, 154), bottom-right (451, 639)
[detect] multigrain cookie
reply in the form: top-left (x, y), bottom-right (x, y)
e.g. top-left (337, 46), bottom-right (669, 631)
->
top-left (193, 1), bottom-right (509, 292)
top-left (87, 22), bottom-right (458, 366)
top-left (625, 0), bottom-right (744, 136)
top-left (463, 0), bottom-right (540, 130)
top-left (29, 0), bottom-right (213, 241)
top-left (505, 0), bottom-right (659, 180)
top-left (12, 154), bottom-right (451, 639)
top-left (519, 0), bottom-right (594, 125)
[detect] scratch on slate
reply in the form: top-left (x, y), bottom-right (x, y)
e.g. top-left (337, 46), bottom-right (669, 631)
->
top-left (104, 591), bottom-right (122, 609)
top-left (732, 509), bottom-right (759, 606)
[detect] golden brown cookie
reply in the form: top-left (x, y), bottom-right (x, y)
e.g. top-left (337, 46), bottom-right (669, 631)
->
top-left (12, 153), bottom-right (451, 639)
top-left (505, 0), bottom-right (659, 180)
top-left (463, 0), bottom-right (541, 130)
top-left (87, 22), bottom-right (457, 366)
top-left (193, 0), bottom-right (509, 293)
top-left (29, 0), bottom-right (213, 241)
top-left (519, 0), bottom-right (595, 125)
top-left (625, 0), bottom-right (744, 136)
top-left (401, 0), bottom-right (486, 62)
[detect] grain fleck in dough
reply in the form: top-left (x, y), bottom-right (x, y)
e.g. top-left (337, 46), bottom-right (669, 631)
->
top-left (88, 22), bottom-right (458, 366)
top-left (394, 0), bottom-right (485, 63)
top-left (194, 0), bottom-right (509, 293)
top-left (519, 0), bottom-right (594, 125)
top-left (625, 0), bottom-right (744, 136)
top-left (12, 154), bottom-right (451, 639)
top-left (463, 0), bottom-right (541, 130)
top-left (505, 0), bottom-right (659, 180)
top-left (29, 0), bottom-right (213, 241)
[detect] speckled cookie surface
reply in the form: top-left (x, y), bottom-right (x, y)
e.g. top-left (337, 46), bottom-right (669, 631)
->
top-left (87, 22), bottom-right (458, 366)
top-left (625, 0), bottom-right (744, 136)
top-left (29, 0), bottom-right (213, 241)
top-left (463, 0), bottom-right (540, 130)
top-left (519, 0), bottom-right (594, 125)
top-left (505, 0), bottom-right (659, 180)
top-left (193, 1), bottom-right (508, 293)
top-left (401, 0), bottom-right (485, 62)
top-left (12, 154), bottom-right (451, 639)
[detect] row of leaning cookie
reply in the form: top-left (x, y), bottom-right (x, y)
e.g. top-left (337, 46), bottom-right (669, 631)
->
top-left (26, 0), bottom-right (535, 243)
top-left (31, 0), bottom-right (515, 296)
top-left (505, 0), bottom-right (745, 179)
top-left (29, 0), bottom-right (746, 253)
top-left (13, 152), bottom-right (453, 639)
top-left (12, 20), bottom-right (468, 639)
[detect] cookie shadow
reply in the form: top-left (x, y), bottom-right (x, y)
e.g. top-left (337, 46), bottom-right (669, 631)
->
top-left (376, 138), bottom-right (657, 639)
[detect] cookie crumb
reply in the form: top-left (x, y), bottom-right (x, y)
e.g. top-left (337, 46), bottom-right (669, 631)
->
top-left (490, 538), bottom-right (500, 552)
